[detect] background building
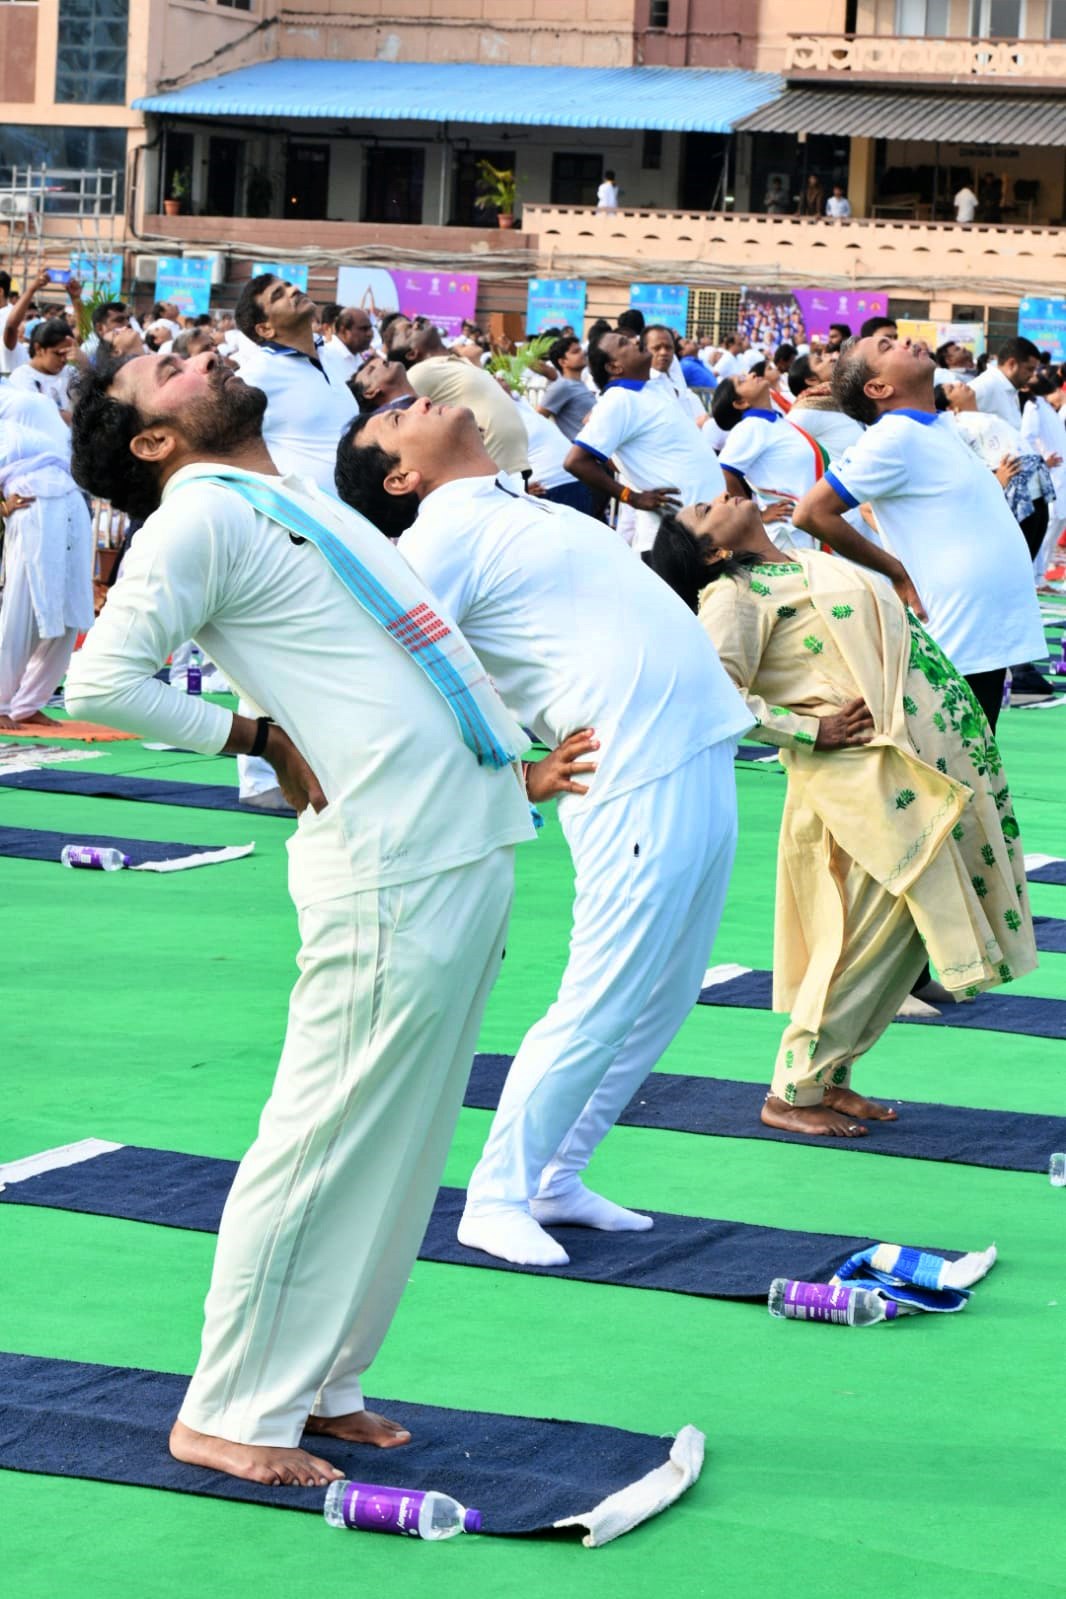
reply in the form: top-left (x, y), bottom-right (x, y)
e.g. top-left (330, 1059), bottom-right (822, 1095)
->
top-left (3, 0), bottom-right (1066, 336)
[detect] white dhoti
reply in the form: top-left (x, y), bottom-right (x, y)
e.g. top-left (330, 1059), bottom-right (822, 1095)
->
top-left (178, 830), bottom-right (514, 1444)
top-left (464, 739), bottom-right (738, 1214)
top-left (0, 488), bottom-right (93, 719)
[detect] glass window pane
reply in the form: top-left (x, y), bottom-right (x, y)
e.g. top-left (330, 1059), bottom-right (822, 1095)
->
top-left (55, 0), bottom-right (127, 103)
top-left (986, 0), bottom-right (1023, 34)
top-left (1048, 0), bottom-right (1066, 39)
top-left (897, 0), bottom-right (926, 32)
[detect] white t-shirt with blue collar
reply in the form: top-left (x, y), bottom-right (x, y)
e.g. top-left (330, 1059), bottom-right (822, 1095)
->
top-left (826, 407), bottom-right (1045, 675)
top-left (573, 377), bottom-right (725, 551)
top-left (234, 335), bottom-right (357, 496)
top-left (719, 407), bottom-right (830, 549)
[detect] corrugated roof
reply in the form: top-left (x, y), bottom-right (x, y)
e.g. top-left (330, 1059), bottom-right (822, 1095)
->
top-left (736, 85), bottom-right (1066, 147)
top-left (134, 59), bottom-right (784, 134)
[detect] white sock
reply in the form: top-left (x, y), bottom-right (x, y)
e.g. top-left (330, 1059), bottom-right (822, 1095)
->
top-left (531, 1180), bottom-right (654, 1233)
top-left (457, 1205), bottom-right (570, 1267)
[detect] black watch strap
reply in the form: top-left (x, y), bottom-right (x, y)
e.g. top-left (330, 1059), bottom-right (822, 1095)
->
top-left (249, 716), bottom-right (273, 759)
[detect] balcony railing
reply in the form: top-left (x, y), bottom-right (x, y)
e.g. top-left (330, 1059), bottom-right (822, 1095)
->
top-left (523, 205), bottom-right (1066, 294)
top-left (786, 33), bottom-right (1066, 79)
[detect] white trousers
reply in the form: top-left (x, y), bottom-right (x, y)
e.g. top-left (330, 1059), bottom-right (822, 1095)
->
top-left (465, 740), bottom-right (738, 1213)
top-left (0, 528), bottom-right (77, 719)
top-left (179, 841), bottom-right (514, 1445)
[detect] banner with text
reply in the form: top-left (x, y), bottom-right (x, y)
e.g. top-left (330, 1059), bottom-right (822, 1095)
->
top-left (629, 283), bottom-right (689, 334)
top-left (154, 257), bottom-right (212, 317)
top-left (256, 261), bottom-right (310, 292)
top-left (335, 267), bottom-right (479, 337)
top-left (740, 287), bottom-right (888, 349)
top-left (526, 278), bottom-right (587, 335)
top-left (1018, 297), bottom-right (1066, 362)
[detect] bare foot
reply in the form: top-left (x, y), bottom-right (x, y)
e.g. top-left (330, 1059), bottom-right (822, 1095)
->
top-left (169, 1417), bottom-right (344, 1486)
top-left (823, 1086), bottom-right (898, 1122)
top-left (0, 715), bottom-right (17, 730)
top-left (14, 709), bottom-right (60, 725)
top-left (305, 1409), bottom-right (412, 1448)
top-left (761, 1094), bottom-right (868, 1137)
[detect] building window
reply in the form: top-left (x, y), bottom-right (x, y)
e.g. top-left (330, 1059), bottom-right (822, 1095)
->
top-left (969, 0), bottom-right (1026, 35)
top-left (551, 152), bottom-right (603, 206)
top-left (217, 0), bottom-right (252, 9)
top-left (1047, 0), bottom-right (1066, 37)
top-left (649, 0), bottom-right (669, 28)
top-left (642, 130), bottom-right (663, 170)
top-left (0, 124), bottom-right (126, 178)
top-left (55, 0), bottom-right (129, 105)
top-left (896, 0), bottom-right (950, 33)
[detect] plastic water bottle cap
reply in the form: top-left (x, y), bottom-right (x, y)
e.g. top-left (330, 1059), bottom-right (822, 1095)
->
top-left (463, 1508), bottom-right (483, 1534)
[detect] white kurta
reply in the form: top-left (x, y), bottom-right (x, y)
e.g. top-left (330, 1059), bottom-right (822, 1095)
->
top-left (66, 464), bottom-right (534, 1443)
top-left (400, 475), bottom-right (749, 1216)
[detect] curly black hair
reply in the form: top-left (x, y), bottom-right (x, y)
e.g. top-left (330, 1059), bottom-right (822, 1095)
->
top-left (234, 273), bottom-right (278, 343)
top-left (710, 376), bottom-right (743, 432)
top-left (70, 360), bottom-right (167, 519)
top-left (587, 337), bottom-right (614, 393)
top-left (334, 413), bottom-right (420, 538)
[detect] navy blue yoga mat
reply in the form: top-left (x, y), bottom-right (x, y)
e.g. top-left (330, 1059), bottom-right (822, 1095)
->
top-left (465, 1055), bottom-right (1066, 1172)
top-left (697, 968), bottom-right (1066, 1041)
top-left (0, 827), bottom-right (227, 866)
top-left (1034, 916), bottom-right (1066, 954)
top-left (1029, 860), bottom-right (1066, 886)
top-left (735, 743), bottom-right (781, 765)
top-left (0, 1144), bottom-right (958, 1301)
top-left (0, 1353), bottom-right (680, 1536)
top-left (0, 769), bottom-right (295, 817)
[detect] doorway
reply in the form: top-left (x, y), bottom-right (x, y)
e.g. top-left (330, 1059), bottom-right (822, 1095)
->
top-left (364, 147), bottom-right (425, 224)
top-left (451, 148), bottom-right (510, 226)
top-left (284, 143), bottom-right (330, 220)
top-left (205, 137), bottom-right (241, 216)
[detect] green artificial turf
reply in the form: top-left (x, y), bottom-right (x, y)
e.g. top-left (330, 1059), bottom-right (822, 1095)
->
top-left (2, 703), bottom-right (1065, 1599)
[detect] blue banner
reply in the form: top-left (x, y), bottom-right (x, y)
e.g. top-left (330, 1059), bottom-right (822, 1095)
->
top-left (70, 253), bottom-right (123, 298)
top-left (154, 257), bottom-right (213, 317)
top-left (525, 278), bottom-right (587, 335)
top-left (257, 261), bottom-right (310, 292)
top-left (629, 283), bottom-right (688, 335)
top-left (1018, 297), bottom-right (1066, 363)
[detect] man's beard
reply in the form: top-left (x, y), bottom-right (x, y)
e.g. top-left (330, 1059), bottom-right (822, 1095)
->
top-left (168, 367), bottom-right (268, 453)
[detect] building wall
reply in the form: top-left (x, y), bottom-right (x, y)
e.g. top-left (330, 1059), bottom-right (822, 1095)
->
top-left (0, 3), bottom-right (39, 103)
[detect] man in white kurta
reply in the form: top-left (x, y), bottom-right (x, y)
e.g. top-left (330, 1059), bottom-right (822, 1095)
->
top-left (338, 399), bottom-right (751, 1267)
top-left (0, 386), bottom-right (92, 724)
top-left (67, 350), bottom-right (533, 1486)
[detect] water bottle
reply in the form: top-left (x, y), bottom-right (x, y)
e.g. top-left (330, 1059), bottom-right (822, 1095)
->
top-left (767, 1278), bottom-right (898, 1325)
top-left (1050, 1152), bottom-right (1066, 1187)
top-left (323, 1480), bottom-right (482, 1539)
top-left (60, 845), bottom-right (129, 872)
top-left (1001, 669), bottom-right (1012, 709)
top-left (186, 649), bottom-right (202, 696)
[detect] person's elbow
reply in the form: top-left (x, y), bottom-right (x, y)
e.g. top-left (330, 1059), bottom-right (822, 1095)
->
top-left (564, 445), bottom-right (592, 481)
top-left (792, 486), bottom-right (823, 535)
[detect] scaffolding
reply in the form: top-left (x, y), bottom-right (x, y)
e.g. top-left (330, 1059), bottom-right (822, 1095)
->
top-left (0, 166), bottom-right (123, 283)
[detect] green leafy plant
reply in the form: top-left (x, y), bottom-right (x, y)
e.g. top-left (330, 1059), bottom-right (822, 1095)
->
top-left (475, 159), bottom-right (518, 216)
top-left (488, 333), bottom-right (555, 394)
top-left (169, 168), bottom-right (190, 201)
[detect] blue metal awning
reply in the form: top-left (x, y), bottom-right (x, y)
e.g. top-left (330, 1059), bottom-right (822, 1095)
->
top-left (134, 59), bottom-right (784, 134)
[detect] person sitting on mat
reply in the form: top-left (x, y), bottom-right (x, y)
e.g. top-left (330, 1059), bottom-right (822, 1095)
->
top-left (66, 347), bottom-right (540, 1488)
top-left (336, 396), bottom-right (751, 1267)
top-left (645, 493), bottom-right (1037, 1138)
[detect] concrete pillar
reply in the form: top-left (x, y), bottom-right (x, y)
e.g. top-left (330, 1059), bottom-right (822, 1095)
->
top-left (848, 135), bottom-right (877, 218)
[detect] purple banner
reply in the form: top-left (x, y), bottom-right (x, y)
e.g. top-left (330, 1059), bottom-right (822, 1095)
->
top-left (792, 289), bottom-right (888, 342)
top-left (335, 267), bottom-right (479, 338)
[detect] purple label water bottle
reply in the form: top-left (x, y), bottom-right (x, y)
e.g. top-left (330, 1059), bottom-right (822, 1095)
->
top-left (324, 1480), bottom-right (481, 1539)
top-left (60, 845), bottom-right (130, 872)
top-left (186, 651), bottom-right (202, 696)
top-left (768, 1277), bottom-right (897, 1325)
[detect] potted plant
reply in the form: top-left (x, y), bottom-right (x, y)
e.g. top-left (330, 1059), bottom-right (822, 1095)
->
top-left (245, 165), bottom-right (274, 219)
top-left (476, 159), bottom-right (518, 229)
top-left (163, 168), bottom-right (189, 217)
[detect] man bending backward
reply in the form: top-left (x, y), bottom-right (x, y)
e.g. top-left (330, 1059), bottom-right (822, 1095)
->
top-left (337, 397), bottom-right (751, 1268)
top-left (67, 349), bottom-right (535, 1486)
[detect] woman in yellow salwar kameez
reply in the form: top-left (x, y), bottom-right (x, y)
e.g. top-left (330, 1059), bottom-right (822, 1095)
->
top-left (648, 494), bottom-right (1038, 1138)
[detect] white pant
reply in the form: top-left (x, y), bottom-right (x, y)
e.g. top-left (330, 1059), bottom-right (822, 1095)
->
top-left (0, 527), bottom-right (77, 719)
top-left (465, 740), bottom-right (738, 1213)
top-left (179, 839), bottom-right (514, 1445)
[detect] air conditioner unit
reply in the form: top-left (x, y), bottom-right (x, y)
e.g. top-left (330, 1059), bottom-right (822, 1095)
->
top-left (184, 250), bottom-right (228, 286)
top-left (132, 254), bottom-right (163, 280)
